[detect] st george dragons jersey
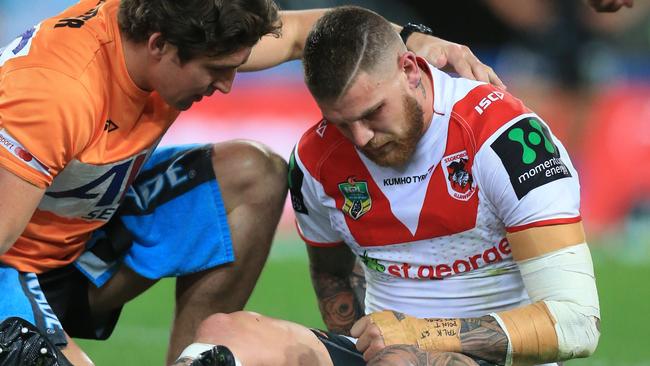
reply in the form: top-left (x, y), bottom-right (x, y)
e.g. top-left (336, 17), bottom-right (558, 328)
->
top-left (290, 60), bottom-right (581, 319)
top-left (0, 0), bottom-right (179, 272)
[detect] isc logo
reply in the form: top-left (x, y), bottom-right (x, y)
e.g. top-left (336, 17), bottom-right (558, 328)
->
top-left (474, 91), bottom-right (505, 115)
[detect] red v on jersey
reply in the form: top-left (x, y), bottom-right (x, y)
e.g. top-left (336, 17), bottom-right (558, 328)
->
top-left (299, 123), bottom-right (480, 247)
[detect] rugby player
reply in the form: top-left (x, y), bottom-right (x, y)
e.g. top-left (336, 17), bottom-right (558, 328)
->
top-left (182, 6), bottom-right (601, 366)
top-left (0, 0), bottom-right (503, 365)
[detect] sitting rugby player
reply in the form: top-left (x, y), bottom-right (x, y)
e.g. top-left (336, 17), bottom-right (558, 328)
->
top-left (177, 5), bottom-right (601, 366)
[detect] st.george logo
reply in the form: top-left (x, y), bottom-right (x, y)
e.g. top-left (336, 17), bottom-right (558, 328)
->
top-left (338, 177), bottom-right (372, 220)
top-left (442, 151), bottom-right (476, 201)
top-left (491, 117), bottom-right (571, 199)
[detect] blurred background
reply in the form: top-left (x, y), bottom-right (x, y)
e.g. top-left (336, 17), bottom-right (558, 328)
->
top-left (1, 0), bottom-right (649, 364)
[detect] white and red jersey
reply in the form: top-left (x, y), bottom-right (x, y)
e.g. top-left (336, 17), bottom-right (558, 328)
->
top-left (290, 59), bottom-right (581, 319)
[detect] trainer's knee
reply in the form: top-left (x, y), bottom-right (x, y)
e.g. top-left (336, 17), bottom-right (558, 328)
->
top-left (212, 140), bottom-right (288, 209)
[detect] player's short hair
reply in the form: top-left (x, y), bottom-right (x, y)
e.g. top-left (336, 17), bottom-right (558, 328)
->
top-left (118, 0), bottom-right (281, 62)
top-left (303, 6), bottom-right (403, 102)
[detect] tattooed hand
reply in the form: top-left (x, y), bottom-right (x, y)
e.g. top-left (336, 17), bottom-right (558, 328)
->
top-left (353, 311), bottom-right (508, 364)
top-left (368, 345), bottom-right (481, 366)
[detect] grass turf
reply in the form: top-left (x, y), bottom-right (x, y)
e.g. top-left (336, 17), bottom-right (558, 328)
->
top-left (76, 233), bottom-right (650, 365)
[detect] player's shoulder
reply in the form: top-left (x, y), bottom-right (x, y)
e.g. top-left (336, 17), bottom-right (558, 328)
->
top-left (448, 81), bottom-right (531, 150)
top-left (295, 118), bottom-right (348, 173)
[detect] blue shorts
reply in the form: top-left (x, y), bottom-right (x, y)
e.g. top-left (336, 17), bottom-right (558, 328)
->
top-left (0, 144), bottom-right (234, 343)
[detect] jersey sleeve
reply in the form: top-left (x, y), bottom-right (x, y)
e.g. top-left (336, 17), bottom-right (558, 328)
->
top-left (0, 68), bottom-right (96, 188)
top-left (474, 113), bottom-right (581, 232)
top-left (288, 146), bottom-right (344, 247)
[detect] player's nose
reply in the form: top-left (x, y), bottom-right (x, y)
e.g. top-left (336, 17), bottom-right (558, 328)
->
top-left (349, 122), bottom-right (374, 147)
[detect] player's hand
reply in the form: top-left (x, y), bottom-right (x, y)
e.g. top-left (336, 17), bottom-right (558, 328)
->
top-left (587, 0), bottom-right (633, 12)
top-left (350, 315), bottom-right (387, 361)
top-left (406, 32), bottom-right (506, 90)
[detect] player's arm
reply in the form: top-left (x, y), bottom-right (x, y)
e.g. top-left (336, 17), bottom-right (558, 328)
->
top-left (0, 167), bottom-right (45, 255)
top-left (353, 222), bottom-right (599, 365)
top-left (241, 9), bottom-right (504, 88)
top-left (307, 244), bottom-right (366, 335)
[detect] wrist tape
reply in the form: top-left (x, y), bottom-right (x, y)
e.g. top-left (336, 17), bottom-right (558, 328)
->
top-left (493, 302), bottom-right (559, 365)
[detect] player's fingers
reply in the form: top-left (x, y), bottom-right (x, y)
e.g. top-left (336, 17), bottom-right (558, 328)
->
top-left (471, 62), bottom-right (506, 90)
top-left (362, 339), bottom-right (387, 362)
top-left (488, 67), bottom-right (507, 90)
top-left (440, 44), bottom-right (474, 79)
top-left (350, 316), bottom-right (370, 338)
top-left (354, 329), bottom-right (372, 353)
top-left (354, 323), bottom-right (383, 354)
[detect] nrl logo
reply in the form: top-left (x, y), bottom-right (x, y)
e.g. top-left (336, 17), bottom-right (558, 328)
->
top-left (442, 151), bottom-right (476, 201)
top-left (338, 176), bottom-right (372, 220)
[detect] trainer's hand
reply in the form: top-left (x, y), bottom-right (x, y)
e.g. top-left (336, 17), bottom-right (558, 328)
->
top-left (406, 32), bottom-right (506, 90)
top-left (350, 315), bottom-right (387, 361)
top-left (587, 0), bottom-right (633, 12)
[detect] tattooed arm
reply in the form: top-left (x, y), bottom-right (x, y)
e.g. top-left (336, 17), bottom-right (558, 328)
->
top-left (307, 244), bottom-right (366, 335)
top-left (352, 312), bottom-right (507, 365)
top-left (368, 345), bottom-right (483, 366)
top-left (458, 316), bottom-right (508, 364)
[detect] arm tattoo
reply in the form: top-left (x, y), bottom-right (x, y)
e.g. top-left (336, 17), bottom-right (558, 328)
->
top-left (312, 273), bottom-right (362, 335)
top-left (348, 259), bottom-right (366, 311)
top-left (368, 345), bottom-right (480, 366)
top-left (458, 316), bottom-right (508, 365)
top-left (309, 246), bottom-right (366, 335)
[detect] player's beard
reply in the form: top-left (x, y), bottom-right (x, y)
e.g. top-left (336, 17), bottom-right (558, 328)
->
top-left (361, 94), bottom-right (424, 167)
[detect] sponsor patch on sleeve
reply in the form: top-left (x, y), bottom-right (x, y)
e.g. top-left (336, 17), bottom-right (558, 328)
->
top-left (490, 117), bottom-right (571, 199)
top-left (0, 128), bottom-right (51, 177)
top-left (288, 150), bottom-right (308, 215)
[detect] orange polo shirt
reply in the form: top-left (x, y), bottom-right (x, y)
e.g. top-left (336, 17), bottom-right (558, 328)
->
top-left (0, 0), bottom-right (180, 272)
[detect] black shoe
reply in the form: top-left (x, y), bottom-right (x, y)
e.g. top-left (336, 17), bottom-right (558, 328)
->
top-left (190, 345), bottom-right (237, 366)
top-left (0, 317), bottom-right (72, 366)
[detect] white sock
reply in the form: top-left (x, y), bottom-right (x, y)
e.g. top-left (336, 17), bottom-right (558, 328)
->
top-left (177, 342), bottom-right (243, 365)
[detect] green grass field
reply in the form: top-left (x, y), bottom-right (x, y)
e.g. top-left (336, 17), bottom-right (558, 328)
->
top-left (76, 232), bottom-right (650, 365)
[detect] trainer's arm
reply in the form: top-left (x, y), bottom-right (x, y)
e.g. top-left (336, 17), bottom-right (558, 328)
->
top-left (0, 167), bottom-right (44, 255)
top-left (307, 244), bottom-right (366, 335)
top-left (353, 222), bottom-right (600, 365)
top-left (241, 9), bottom-right (504, 88)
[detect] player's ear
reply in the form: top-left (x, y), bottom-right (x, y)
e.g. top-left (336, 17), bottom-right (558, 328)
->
top-left (400, 51), bottom-right (420, 90)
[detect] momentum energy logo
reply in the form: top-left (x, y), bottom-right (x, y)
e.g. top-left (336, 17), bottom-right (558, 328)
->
top-left (491, 117), bottom-right (571, 199)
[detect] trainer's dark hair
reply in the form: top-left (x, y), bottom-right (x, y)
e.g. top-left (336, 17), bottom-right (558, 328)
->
top-left (303, 6), bottom-right (402, 102)
top-left (118, 0), bottom-right (281, 62)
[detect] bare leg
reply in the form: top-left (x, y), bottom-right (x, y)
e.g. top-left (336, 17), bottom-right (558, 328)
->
top-left (190, 311), bottom-right (333, 366)
top-left (368, 345), bottom-right (480, 366)
top-left (166, 141), bottom-right (288, 362)
top-left (61, 335), bottom-right (95, 366)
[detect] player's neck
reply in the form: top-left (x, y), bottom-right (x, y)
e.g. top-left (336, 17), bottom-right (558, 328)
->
top-left (120, 30), bottom-right (153, 92)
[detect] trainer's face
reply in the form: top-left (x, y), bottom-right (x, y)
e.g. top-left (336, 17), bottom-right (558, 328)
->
top-left (319, 64), bottom-right (426, 168)
top-left (156, 45), bottom-right (252, 111)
